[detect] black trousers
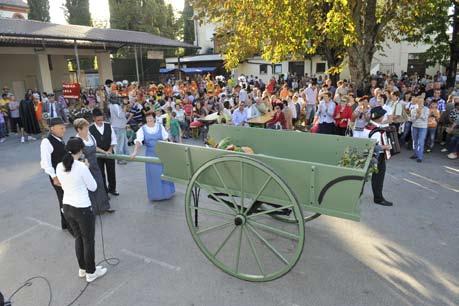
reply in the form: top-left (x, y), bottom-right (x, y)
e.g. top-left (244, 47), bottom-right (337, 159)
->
top-left (49, 177), bottom-right (71, 231)
top-left (63, 205), bottom-right (96, 274)
top-left (318, 122), bottom-right (335, 134)
top-left (335, 126), bottom-right (347, 136)
top-left (97, 158), bottom-right (116, 193)
top-left (371, 154), bottom-right (386, 202)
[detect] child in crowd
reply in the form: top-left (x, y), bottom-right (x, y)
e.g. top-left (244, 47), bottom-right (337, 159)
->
top-left (169, 112), bottom-right (181, 143)
top-left (126, 125), bottom-right (136, 146)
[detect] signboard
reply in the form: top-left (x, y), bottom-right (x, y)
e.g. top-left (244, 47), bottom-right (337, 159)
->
top-left (147, 50), bottom-right (164, 60)
top-left (62, 83), bottom-right (80, 99)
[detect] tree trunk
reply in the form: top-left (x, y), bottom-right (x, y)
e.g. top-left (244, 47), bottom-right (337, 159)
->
top-left (446, 1), bottom-right (459, 89)
top-left (322, 47), bottom-right (343, 86)
top-left (348, 45), bottom-right (374, 95)
top-left (347, 0), bottom-right (378, 94)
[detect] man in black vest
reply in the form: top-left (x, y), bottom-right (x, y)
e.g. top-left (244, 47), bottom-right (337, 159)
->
top-left (89, 108), bottom-right (119, 196)
top-left (40, 117), bottom-right (74, 234)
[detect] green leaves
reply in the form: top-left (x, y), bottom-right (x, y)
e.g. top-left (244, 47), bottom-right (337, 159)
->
top-left (28, 0), bottom-right (50, 22)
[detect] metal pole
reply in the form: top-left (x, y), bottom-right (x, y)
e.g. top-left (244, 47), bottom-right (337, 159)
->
top-left (74, 40), bottom-right (81, 83)
top-left (134, 46), bottom-right (140, 84)
top-left (96, 153), bottom-right (162, 164)
top-left (178, 56), bottom-right (182, 80)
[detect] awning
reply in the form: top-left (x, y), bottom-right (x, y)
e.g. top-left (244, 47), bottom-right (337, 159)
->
top-left (159, 68), bottom-right (178, 74)
top-left (0, 17), bottom-right (198, 49)
top-left (160, 67), bottom-right (217, 74)
top-left (181, 67), bottom-right (217, 74)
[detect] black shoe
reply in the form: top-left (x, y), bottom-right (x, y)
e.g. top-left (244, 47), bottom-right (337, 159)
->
top-left (416, 159), bottom-right (422, 163)
top-left (374, 199), bottom-right (393, 206)
top-left (108, 191), bottom-right (120, 196)
top-left (409, 155), bottom-right (417, 159)
top-left (105, 209), bottom-right (116, 213)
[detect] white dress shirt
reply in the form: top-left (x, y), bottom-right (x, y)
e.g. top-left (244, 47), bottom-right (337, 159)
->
top-left (40, 135), bottom-right (65, 178)
top-left (134, 124), bottom-right (169, 144)
top-left (56, 160), bottom-right (97, 208)
top-left (92, 123), bottom-right (118, 146)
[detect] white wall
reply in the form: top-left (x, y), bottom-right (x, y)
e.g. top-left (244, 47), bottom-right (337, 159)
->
top-left (0, 54), bottom-right (39, 98)
top-left (195, 21), bottom-right (216, 54)
top-left (0, 10), bottom-right (27, 19)
top-left (372, 40), bottom-right (443, 76)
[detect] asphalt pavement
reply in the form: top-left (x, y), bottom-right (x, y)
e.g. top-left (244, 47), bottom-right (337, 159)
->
top-left (0, 131), bottom-right (458, 306)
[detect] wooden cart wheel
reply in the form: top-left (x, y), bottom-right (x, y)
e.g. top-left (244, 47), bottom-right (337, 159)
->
top-left (185, 155), bottom-right (305, 282)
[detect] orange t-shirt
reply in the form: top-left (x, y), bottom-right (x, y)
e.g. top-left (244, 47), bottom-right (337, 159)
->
top-left (35, 101), bottom-right (43, 121)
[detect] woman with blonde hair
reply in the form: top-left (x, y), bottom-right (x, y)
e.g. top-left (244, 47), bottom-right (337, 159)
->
top-left (74, 118), bottom-right (114, 214)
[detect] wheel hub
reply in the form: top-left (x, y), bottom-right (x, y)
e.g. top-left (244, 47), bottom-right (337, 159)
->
top-left (234, 215), bottom-right (246, 226)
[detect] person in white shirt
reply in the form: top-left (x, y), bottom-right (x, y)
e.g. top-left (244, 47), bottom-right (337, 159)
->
top-left (40, 117), bottom-right (73, 233)
top-left (305, 83), bottom-right (318, 125)
top-left (109, 97), bottom-right (129, 163)
top-left (57, 137), bottom-right (107, 283)
top-left (232, 102), bottom-right (248, 126)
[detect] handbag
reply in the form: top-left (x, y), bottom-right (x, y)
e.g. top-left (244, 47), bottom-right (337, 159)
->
top-left (345, 125), bottom-right (353, 137)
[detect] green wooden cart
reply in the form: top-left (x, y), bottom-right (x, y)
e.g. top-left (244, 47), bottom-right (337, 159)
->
top-left (102, 125), bottom-right (375, 282)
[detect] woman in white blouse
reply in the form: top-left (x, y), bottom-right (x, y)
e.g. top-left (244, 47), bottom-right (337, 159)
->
top-left (56, 137), bottom-right (107, 283)
top-left (130, 112), bottom-right (175, 201)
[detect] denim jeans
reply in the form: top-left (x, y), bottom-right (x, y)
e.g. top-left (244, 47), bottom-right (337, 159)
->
top-left (412, 127), bottom-right (427, 160)
top-left (448, 135), bottom-right (459, 153)
top-left (400, 121), bottom-right (413, 148)
top-left (426, 127), bottom-right (437, 150)
top-left (113, 127), bottom-right (129, 155)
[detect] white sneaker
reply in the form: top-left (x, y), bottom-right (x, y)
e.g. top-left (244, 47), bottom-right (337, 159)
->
top-left (21, 136), bottom-right (25, 143)
top-left (79, 265), bottom-right (102, 278)
top-left (86, 266), bottom-right (107, 283)
top-left (440, 148), bottom-right (448, 153)
top-left (447, 152), bottom-right (458, 160)
top-left (0, 138), bottom-right (5, 143)
top-left (28, 136), bottom-right (36, 141)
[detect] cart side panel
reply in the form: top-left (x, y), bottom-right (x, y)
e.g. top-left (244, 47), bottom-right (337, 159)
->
top-left (157, 142), bottom-right (366, 221)
top-left (208, 125), bottom-right (374, 167)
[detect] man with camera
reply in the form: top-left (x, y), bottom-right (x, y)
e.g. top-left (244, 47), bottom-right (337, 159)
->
top-left (109, 95), bottom-right (129, 165)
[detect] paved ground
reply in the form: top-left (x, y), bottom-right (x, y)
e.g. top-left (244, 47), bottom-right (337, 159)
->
top-left (0, 131), bottom-right (458, 306)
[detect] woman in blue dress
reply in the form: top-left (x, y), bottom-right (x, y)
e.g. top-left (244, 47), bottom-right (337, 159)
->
top-left (130, 112), bottom-right (175, 201)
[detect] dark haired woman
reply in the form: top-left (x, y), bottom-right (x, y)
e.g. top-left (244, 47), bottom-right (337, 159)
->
top-left (56, 137), bottom-right (107, 283)
top-left (130, 112), bottom-right (175, 201)
top-left (266, 103), bottom-right (287, 129)
top-left (19, 90), bottom-right (40, 142)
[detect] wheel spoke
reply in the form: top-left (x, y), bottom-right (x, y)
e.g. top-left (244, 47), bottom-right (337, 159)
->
top-left (240, 161), bottom-right (244, 210)
top-left (247, 223), bottom-right (289, 265)
top-left (244, 176), bottom-right (272, 216)
top-left (248, 204), bottom-right (294, 219)
top-left (248, 219), bottom-right (300, 241)
top-left (196, 221), bottom-right (233, 235)
top-left (192, 206), bottom-right (235, 219)
top-left (243, 226), bottom-right (265, 276)
top-left (195, 181), bottom-right (238, 214)
top-left (214, 226), bottom-right (237, 257)
top-left (212, 164), bottom-right (240, 213)
top-left (235, 226), bottom-right (243, 273)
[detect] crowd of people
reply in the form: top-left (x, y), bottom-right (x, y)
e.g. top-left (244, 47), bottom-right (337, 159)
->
top-left (1, 71), bottom-right (458, 163)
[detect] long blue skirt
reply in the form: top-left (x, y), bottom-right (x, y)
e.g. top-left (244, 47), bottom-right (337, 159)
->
top-left (145, 162), bottom-right (175, 201)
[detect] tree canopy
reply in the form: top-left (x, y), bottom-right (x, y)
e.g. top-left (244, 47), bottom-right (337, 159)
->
top-left (27, 0), bottom-right (50, 22)
top-left (181, 0), bottom-right (196, 55)
top-left (109, 0), bottom-right (179, 39)
top-left (191, 0), bottom-right (452, 90)
top-left (64, 0), bottom-right (91, 26)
